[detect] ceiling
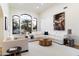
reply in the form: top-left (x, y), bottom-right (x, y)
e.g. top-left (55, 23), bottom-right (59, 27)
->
top-left (9, 3), bottom-right (56, 14)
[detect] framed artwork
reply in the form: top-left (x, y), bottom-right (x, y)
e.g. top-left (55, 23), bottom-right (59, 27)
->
top-left (53, 12), bottom-right (65, 30)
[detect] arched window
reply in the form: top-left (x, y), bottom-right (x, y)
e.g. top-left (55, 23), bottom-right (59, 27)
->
top-left (21, 14), bottom-right (32, 33)
top-left (21, 14), bottom-right (32, 21)
top-left (32, 18), bottom-right (37, 31)
top-left (12, 14), bottom-right (37, 34)
top-left (12, 15), bottom-right (20, 34)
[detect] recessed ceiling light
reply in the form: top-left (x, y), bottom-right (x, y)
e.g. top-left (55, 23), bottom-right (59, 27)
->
top-left (36, 6), bottom-right (39, 8)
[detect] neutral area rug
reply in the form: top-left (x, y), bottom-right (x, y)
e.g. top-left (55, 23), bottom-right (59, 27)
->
top-left (22, 41), bottom-right (79, 56)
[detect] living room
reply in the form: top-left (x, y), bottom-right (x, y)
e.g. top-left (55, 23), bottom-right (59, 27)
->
top-left (0, 2), bottom-right (79, 56)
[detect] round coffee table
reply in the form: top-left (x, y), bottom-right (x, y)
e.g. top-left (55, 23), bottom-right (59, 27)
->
top-left (39, 38), bottom-right (52, 46)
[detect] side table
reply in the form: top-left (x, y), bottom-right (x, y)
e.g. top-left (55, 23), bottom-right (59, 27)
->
top-left (63, 38), bottom-right (74, 47)
top-left (68, 39), bottom-right (74, 47)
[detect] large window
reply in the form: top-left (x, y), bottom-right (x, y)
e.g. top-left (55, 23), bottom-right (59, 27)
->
top-left (12, 14), bottom-right (37, 34)
top-left (12, 15), bottom-right (20, 34)
top-left (21, 14), bottom-right (32, 34)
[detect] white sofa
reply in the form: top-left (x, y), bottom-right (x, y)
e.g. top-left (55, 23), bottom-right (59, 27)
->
top-left (2, 39), bottom-right (28, 55)
top-left (2, 35), bottom-right (28, 55)
top-left (28, 31), bottom-right (43, 41)
top-left (29, 31), bottom-right (66, 44)
top-left (51, 34), bottom-right (65, 44)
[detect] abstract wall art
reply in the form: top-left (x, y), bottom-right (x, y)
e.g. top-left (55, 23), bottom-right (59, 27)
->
top-left (53, 12), bottom-right (65, 31)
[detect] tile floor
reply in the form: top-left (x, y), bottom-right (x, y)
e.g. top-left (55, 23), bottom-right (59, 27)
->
top-left (22, 41), bottom-right (79, 56)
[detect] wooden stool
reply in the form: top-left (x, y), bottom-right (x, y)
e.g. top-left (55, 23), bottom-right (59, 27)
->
top-left (39, 39), bottom-right (52, 46)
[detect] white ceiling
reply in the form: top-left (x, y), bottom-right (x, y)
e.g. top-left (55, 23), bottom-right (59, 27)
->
top-left (9, 3), bottom-right (56, 14)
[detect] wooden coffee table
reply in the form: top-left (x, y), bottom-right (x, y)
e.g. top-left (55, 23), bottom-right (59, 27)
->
top-left (39, 38), bottom-right (52, 46)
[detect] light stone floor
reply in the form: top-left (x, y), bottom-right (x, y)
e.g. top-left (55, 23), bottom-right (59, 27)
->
top-left (22, 41), bottom-right (79, 56)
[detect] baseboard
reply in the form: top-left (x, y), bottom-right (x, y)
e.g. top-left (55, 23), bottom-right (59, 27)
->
top-left (4, 50), bottom-right (29, 56)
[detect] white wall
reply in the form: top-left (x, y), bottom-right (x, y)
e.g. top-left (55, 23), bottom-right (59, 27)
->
top-left (0, 4), bottom-right (4, 42)
top-left (1, 3), bottom-right (10, 41)
top-left (40, 3), bottom-right (79, 45)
